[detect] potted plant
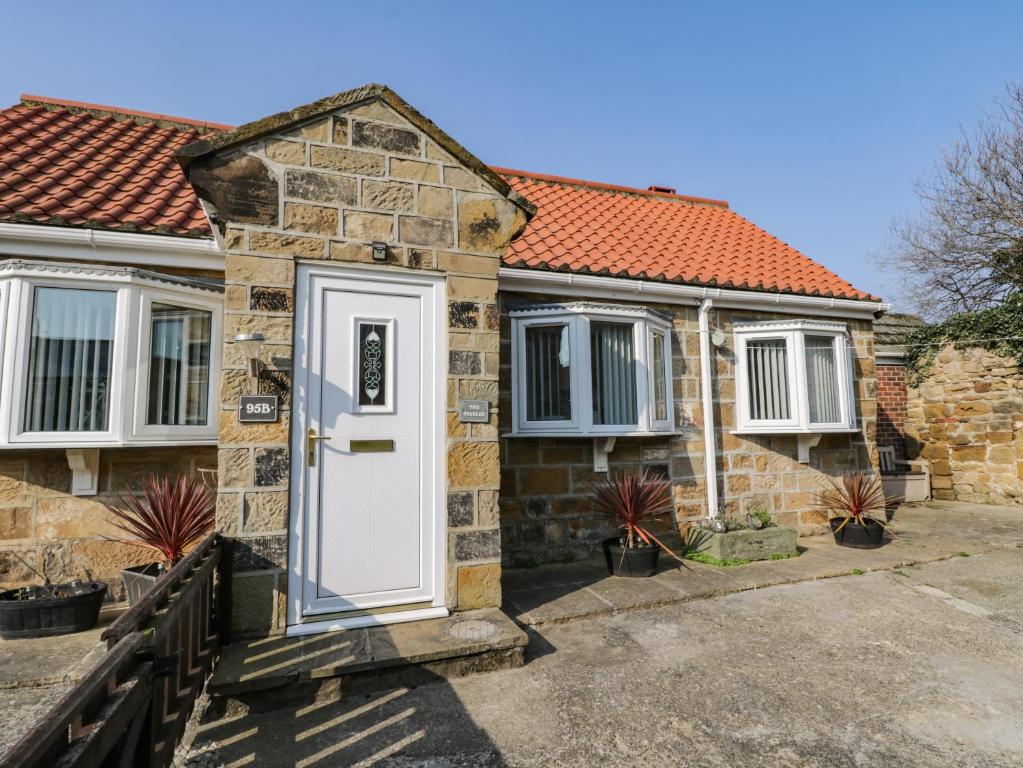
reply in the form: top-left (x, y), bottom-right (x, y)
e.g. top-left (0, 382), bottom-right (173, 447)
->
top-left (594, 469), bottom-right (684, 577)
top-left (813, 472), bottom-right (897, 549)
top-left (0, 556), bottom-right (108, 639)
top-left (746, 506), bottom-right (772, 530)
top-left (106, 474), bottom-right (215, 605)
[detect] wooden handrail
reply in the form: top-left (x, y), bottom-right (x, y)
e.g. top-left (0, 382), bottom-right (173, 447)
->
top-left (0, 633), bottom-right (150, 768)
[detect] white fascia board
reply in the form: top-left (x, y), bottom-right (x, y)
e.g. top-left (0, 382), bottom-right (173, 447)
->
top-left (498, 268), bottom-right (888, 320)
top-left (0, 222), bottom-right (223, 271)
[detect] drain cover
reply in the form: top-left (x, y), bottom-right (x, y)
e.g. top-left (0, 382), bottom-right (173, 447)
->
top-left (446, 619), bottom-right (499, 641)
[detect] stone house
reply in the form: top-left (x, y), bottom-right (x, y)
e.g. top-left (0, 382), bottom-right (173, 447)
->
top-left (0, 85), bottom-right (887, 637)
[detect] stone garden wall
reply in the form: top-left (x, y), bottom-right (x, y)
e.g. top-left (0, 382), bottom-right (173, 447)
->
top-left (0, 447), bottom-right (217, 599)
top-left (187, 90), bottom-right (529, 636)
top-left (906, 345), bottom-right (1023, 505)
top-left (498, 294), bottom-right (879, 566)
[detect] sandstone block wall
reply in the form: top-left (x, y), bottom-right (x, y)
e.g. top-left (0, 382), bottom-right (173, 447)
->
top-left (197, 95), bottom-right (527, 636)
top-left (498, 294), bottom-right (879, 565)
top-left (0, 447), bottom-right (216, 599)
top-left (906, 345), bottom-right (1023, 505)
top-left (877, 364), bottom-right (910, 460)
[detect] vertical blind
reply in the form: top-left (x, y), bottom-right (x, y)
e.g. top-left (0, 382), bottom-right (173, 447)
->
top-left (23, 287), bottom-right (116, 432)
top-left (590, 322), bottom-right (638, 425)
top-left (525, 324), bottom-right (572, 421)
top-left (805, 335), bottom-right (841, 424)
top-left (147, 303), bottom-right (212, 426)
top-left (650, 330), bottom-right (668, 422)
top-left (746, 338), bottom-right (791, 421)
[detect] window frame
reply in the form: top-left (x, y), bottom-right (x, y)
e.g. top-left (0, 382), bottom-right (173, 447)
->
top-left (131, 286), bottom-right (222, 441)
top-left (733, 319), bottom-right (857, 435)
top-left (0, 262), bottom-right (223, 448)
top-left (510, 303), bottom-right (675, 437)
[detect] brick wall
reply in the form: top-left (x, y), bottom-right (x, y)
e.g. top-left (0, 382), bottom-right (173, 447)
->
top-left (192, 92), bottom-right (528, 636)
top-left (0, 446), bottom-right (217, 599)
top-left (498, 293), bottom-right (879, 566)
top-left (906, 345), bottom-right (1023, 505)
top-left (877, 363), bottom-right (909, 459)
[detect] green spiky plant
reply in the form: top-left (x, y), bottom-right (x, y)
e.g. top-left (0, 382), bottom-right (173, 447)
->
top-left (106, 474), bottom-right (215, 567)
top-left (592, 469), bottom-right (684, 562)
top-left (811, 472), bottom-right (898, 535)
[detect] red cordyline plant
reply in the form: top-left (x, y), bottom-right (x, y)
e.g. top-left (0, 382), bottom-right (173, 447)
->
top-left (812, 472), bottom-right (898, 533)
top-left (106, 474), bottom-right (215, 566)
top-left (593, 468), bottom-right (684, 561)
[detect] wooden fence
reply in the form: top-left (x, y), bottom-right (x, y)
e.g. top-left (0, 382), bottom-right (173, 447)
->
top-left (1, 533), bottom-right (230, 768)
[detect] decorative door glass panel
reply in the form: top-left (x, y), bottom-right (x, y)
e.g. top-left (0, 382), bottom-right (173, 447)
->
top-left (357, 322), bottom-right (388, 407)
top-left (23, 287), bottom-right (116, 432)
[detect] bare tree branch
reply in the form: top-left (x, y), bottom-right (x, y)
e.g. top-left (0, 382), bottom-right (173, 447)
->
top-left (880, 83), bottom-right (1023, 319)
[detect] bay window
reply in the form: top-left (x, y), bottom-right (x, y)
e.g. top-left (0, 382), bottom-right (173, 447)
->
top-left (0, 260), bottom-right (222, 447)
top-left (511, 303), bottom-right (674, 436)
top-left (734, 320), bottom-right (857, 433)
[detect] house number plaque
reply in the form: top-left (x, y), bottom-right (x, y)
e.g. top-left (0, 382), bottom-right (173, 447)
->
top-left (238, 395), bottom-right (279, 423)
top-left (458, 399), bottom-right (490, 423)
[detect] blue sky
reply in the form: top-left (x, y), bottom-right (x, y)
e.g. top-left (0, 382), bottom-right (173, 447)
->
top-left (2, 1), bottom-right (1021, 309)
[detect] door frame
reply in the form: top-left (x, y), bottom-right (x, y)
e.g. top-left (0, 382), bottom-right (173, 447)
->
top-left (287, 263), bottom-right (447, 635)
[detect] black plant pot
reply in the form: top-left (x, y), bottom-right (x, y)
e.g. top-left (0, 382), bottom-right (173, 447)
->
top-left (121, 562), bottom-right (164, 606)
top-left (830, 518), bottom-right (885, 549)
top-left (602, 537), bottom-right (660, 577)
top-left (0, 582), bottom-right (107, 639)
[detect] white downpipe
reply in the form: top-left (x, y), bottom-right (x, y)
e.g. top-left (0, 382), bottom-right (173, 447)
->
top-left (698, 297), bottom-right (720, 518)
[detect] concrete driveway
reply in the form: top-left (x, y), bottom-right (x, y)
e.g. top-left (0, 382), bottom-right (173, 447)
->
top-left (186, 510), bottom-right (1023, 767)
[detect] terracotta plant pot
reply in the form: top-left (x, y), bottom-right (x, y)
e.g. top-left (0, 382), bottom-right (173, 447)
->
top-left (602, 537), bottom-right (660, 577)
top-left (830, 517), bottom-right (885, 549)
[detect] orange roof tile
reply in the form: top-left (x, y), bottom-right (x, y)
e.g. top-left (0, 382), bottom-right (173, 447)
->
top-left (0, 95), bottom-right (226, 237)
top-left (497, 168), bottom-right (875, 301)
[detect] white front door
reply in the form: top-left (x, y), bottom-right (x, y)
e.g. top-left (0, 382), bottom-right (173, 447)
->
top-left (289, 265), bottom-right (445, 631)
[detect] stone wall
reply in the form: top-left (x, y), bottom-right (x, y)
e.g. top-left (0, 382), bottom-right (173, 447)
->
top-left (877, 363), bottom-right (910, 459)
top-left (498, 294), bottom-right (879, 566)
top-left (906, 345), bottom-right (1023, 505)
top-left (0, 447), bottom-right (216, 599)
top-left (193, 93), bottom-right (528, 637)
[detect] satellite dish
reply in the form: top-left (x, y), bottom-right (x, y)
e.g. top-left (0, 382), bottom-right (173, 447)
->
top-left (711, 329), bottom-right (727, 347)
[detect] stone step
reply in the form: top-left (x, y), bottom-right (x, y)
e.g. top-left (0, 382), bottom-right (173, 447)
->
top-left (208, 608), bottom-right (526, 712)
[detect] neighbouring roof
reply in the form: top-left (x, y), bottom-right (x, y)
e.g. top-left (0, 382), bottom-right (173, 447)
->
top-left (0, 94), bottom-right (227, 237)
top-left (874, 312), bottom-right (926, 358)
top-left (499, 168), bottom-right (876, 301)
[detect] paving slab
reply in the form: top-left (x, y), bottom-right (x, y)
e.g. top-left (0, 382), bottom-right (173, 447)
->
top-left (504, 502), bottom-right (1023, 626)
top-left (182, 537), bottom-right (1023, 767)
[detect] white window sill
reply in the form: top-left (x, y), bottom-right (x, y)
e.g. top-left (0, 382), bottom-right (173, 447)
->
top-left (730, 427), bottom-right (860, 436)
top-left (503, 429), bottom-right (679, 439)
top-left (0, 438), bottom-right (219, 450)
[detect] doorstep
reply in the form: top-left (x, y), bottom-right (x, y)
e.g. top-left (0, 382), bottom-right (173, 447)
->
top-left (209, 607), bottom-right (526, 704)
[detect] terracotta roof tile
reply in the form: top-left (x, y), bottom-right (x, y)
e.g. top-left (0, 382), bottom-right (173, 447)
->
top-left (0, 95), bottom-right (225, 237)
top-left (497, 168), bottom-right (875, 301)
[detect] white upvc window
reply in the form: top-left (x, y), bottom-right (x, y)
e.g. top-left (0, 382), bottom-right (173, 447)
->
top-left (510, 303), bottom-right (675, 437)
top-left (0, 260), bottom-right (222, 448)
top-left (733, 319), bottom-right (857, 434)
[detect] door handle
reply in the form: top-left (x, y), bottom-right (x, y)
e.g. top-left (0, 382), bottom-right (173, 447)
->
top-left (307, 428), bottom-right (331, 467)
